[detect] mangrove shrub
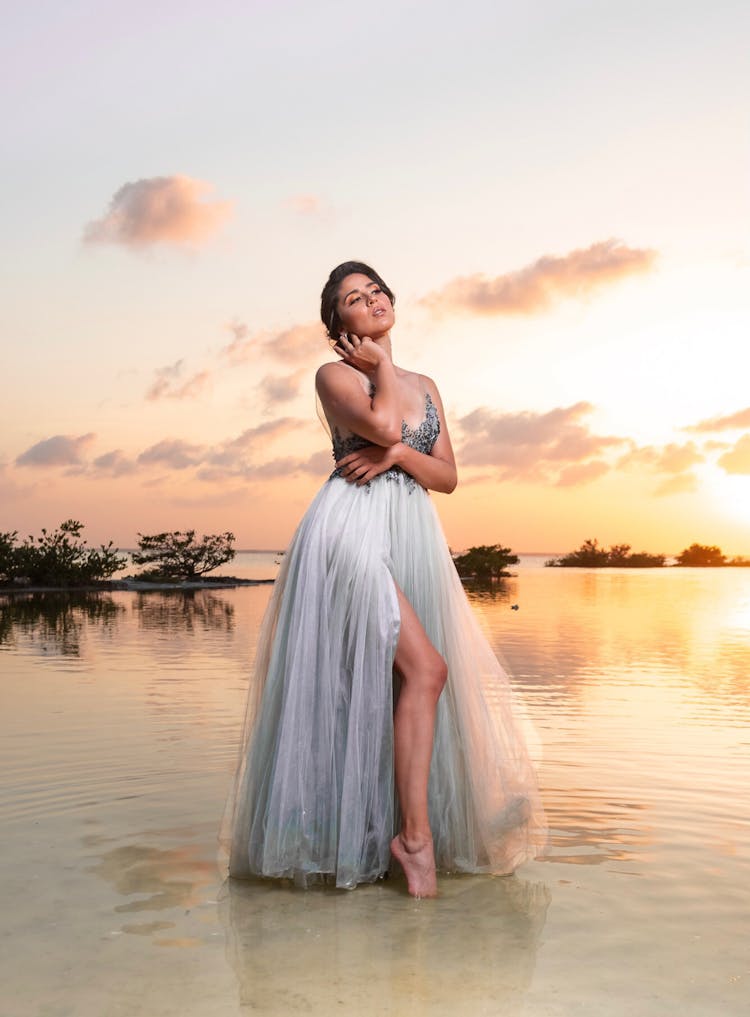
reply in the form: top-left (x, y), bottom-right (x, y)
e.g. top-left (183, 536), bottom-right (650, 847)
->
top-left (547, 539), bottom-right (665, 568)
top-left (0, 520), bottom-right (127, 586)
top-left (132, 530), bottom-right (236, 580)
top-left (453, 544), bottom-right (519, 579)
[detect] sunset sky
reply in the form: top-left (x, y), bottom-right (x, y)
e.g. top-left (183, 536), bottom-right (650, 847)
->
top-left (2, 0), bottom-right (748, 554)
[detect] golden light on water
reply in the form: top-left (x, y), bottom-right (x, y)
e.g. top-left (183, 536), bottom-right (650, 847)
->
top-left (3, 564), bottom-right (750, 1013)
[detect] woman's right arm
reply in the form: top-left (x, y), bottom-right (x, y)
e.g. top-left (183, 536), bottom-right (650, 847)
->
top-left (316, 341), bottom-right (402, 447)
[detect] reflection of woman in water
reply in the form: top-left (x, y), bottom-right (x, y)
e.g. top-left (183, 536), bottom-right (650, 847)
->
top-left (221, 261), bottom-right (545, 897)
top-left (220, 873), bottom-right (551, 1012)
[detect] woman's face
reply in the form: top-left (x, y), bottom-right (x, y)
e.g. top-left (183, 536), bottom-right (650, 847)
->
top-left (336, 273), bottom-right (394, 339)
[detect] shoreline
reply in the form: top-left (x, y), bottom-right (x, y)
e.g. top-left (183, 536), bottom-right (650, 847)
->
top-left (4, 563), bottom-right (750, 596)
top-left (0, 576), bottom-right (276, 595)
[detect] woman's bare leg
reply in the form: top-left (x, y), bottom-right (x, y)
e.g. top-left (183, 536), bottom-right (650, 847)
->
top-left (390, 583), bottom-right (447, 898)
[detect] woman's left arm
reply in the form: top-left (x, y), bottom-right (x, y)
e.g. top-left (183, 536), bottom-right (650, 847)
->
top-left (336, 376), bottom-right (458, 494)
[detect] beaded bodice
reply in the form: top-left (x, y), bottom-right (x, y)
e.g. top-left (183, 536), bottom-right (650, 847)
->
top-left (329, 390), bottom-right (440, 492)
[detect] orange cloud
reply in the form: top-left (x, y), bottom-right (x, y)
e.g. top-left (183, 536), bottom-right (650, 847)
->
top-left (83, 175), bottom-right (232, 249)
top-left (686, 406), bottom-right (750, 432)
top-left (422, 238), bottom-right (657, 316)
top-left (718, 435), bottom-right (750, 475)
top-left (657, 443), bottom-right (704, 473)
top-left (16, 433), bottom-right (96, 467)
top-left (146, 360), bottom-right (212, 401)
top-left (455, 402), bottom-right (624, 484)
top-left (221, 321), bottom-right (324, 367)
top-left (618, 441), bottom-right (705, 497)
top-left (618, 441), bottom-right (704, 473)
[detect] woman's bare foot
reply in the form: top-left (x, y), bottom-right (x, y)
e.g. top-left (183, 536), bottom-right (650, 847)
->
top-left (390, 834), bottom-right (438, 898)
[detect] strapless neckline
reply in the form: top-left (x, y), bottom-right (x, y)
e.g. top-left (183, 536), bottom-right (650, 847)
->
top-left (402, 390), bottom-right (433, 435)
top-left (369, 383), bottom-right (433, 434)
top-left (329, 390), bottom-right (440, 492)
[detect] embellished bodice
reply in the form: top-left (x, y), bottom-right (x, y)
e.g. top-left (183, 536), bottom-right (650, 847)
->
top-left (329, 390), bottom-right (440, 492)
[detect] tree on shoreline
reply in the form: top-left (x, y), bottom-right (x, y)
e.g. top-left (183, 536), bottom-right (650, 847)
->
top-left (674, 544), bottom-right (726, 567)
top-left (547, 538), bottom-right (750, 568)
top-left (0, 521), bottom-right (127, 586)
top-left (452, 544), bottom-right (519, 579)
top-left (546, 539), bottom-right (665, 568)
top-left (131, 530), bottom-right (235, 580)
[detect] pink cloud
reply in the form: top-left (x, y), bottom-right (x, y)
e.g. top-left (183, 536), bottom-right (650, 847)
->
top-left (422, 238), bottom-right (658, 316)
top-left (16, 433), bottom-right (96, 467)
top-left (221, 321), bottom-right (324, 367)
top-left (196, 447), bottom-right (329, 484)
top-left (222, 320), bottom-right (251, 361)
top-left (83, 175), bottom-right (232, 249)
top-left (146, 360), bottom-right (212, 401)
top-left (259, 368), bottom-right (310, 407)
top-left (137, 439), bottom-right (207, 470)
top-left (92, 450), bottom-right (136, 476)
top-left (203, 418), bottom-right (309, 476)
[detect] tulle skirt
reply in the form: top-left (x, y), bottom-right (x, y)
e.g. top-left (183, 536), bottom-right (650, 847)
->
top-left (219, 471), bottom-right (546, 888)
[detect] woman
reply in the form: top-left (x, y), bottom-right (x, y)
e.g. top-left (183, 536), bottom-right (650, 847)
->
top-left (220, 261), bottom-right (545, 897)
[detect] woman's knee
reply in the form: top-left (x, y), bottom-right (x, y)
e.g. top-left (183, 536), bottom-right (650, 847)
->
top-left (432, 653), bottom-right (448, 695)
top-left (415, 651), bottom-right (447, 699)
top-left (392, 581), bottom-right (447, 696)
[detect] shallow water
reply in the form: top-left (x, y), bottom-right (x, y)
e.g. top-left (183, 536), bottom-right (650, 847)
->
top-left (1, 565), bottom-right (749, 1016)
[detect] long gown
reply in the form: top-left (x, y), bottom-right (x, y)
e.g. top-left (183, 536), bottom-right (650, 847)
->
top-left (220, 368), bottom-right (546, 889)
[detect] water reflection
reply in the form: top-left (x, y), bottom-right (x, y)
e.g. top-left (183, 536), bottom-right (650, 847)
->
top-left (134, 590), bottom-right (235, 635)
top-left (219, 874), bottom-right (550, 1015)
top-left (0, 591), bottom-right (124, 657)
top-left (83, 826), bottom-right (217, 947)
top-left (541, 794), bottom-right (652, 867)
top-left (2, 570), bottom-right (750, 1015)
top-left (461, 577), bottom-right (513, 602)
top-left (471, 569), bottom-right (750, 712)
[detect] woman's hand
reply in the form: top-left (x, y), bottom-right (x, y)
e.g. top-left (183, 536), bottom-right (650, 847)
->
top-left (336, 443), bottom-right (403, 485)
top-left (333, 333), bottom-right (385, 374)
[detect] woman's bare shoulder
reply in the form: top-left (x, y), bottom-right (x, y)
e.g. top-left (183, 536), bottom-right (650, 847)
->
top-left (316, 360), bottom-right (353, 389)
top-left (415, 372), bottom-right (442, 399)
top-left (316, 361), bottom-right (371, 399)
top-left (315, 360), bottom-right (342, 387)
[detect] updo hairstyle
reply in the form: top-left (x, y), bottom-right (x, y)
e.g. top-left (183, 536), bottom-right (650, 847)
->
top-left (320, 261), bottom-right (395, 341)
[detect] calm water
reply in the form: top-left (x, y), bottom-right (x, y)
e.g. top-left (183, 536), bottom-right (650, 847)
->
top-left (1, 561), bottom-right (749, 1016)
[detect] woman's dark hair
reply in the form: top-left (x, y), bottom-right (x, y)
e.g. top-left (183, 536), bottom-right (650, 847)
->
top-left (320, 261), bottom-right (395, 340)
